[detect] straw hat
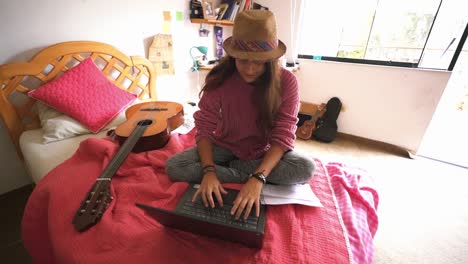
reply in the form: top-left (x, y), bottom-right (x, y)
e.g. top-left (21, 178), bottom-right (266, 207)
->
top-left (223, 10), bottom-right (286, 61)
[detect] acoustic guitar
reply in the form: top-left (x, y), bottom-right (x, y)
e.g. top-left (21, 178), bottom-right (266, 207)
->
top-left (296, 103), bottom-right (326, 140)
top-left (72, 101), bottom-right (184, 232)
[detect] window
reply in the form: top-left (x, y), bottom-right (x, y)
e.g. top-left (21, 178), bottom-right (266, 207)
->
top-left (298, 0), bottom-right (467, 70)
top-left (418, 0), bottom-right (468, 69)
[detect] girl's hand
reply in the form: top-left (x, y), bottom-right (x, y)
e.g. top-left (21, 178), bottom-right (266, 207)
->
top-left (192, 172), bottom-right (227, 208)
top-left (231, 178), bottom-right (263, 220)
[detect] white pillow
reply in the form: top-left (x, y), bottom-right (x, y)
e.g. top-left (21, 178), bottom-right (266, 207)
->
top-left (37, 100), bottom-right (137, 144)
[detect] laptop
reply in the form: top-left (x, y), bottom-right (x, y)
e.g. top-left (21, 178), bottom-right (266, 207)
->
top-left (135, 183), bottom-right (267, 248)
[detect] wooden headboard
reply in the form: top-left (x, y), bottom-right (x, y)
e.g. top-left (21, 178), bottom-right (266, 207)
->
top-left (0, 41), bottom-right (157, 158)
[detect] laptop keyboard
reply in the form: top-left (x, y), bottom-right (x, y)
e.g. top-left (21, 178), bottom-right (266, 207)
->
top-left (180, 199), bottom-right (259, 231)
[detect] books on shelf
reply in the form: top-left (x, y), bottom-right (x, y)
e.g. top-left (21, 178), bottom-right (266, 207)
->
top-left (217, 3), bottom-right (229, 20)
top-left (190, 0), bottom-right (203, 19)
top-left (229, 1), bottom-right (240, 21)
top-left (252, 1), bottom-right (269, 10)
top-left (218, 0), bottom-right (259, 22)
top-left (219, 0), bottom-right (235, 21)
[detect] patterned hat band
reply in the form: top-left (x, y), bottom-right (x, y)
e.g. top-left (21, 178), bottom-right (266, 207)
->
top-left (231, 39), bottom-right (278, 52)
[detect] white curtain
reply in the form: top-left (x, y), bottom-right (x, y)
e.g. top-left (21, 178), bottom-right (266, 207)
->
top-left (284, 0), bottom-right (304, 66)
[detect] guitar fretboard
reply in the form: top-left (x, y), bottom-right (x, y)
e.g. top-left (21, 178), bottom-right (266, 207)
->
top-left (98, 123), bottom-right (149, 180)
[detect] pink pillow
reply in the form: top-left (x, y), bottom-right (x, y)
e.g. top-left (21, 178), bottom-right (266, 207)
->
top-left (29, 57), bottom-right (137, 133)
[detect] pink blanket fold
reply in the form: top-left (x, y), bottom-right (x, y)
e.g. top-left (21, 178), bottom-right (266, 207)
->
top-left (22, 130), bottom-right (351, 264)
top-left (327, 162), bottom-right (379, 264)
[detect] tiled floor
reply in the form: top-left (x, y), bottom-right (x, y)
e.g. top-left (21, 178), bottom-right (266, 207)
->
top-left (0, 184), bottom-right (33, 263)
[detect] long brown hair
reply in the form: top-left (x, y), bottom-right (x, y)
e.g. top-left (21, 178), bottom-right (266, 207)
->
top-left (200, 56), bottom-right (282, 132)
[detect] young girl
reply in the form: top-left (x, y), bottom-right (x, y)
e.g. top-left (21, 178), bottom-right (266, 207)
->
top-left (166, 10), bottom-right (315, 220)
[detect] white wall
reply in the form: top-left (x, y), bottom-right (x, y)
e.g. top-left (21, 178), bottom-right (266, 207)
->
top-left (0, 122), bottom-right (30, 194)
top-left (296, 60), bottom-right (451, 152)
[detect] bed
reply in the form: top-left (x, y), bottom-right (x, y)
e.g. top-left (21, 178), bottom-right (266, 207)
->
top-left (0, 41), bottom-right (379, 264)
top-left (0, 41), bottom-right (158, 183)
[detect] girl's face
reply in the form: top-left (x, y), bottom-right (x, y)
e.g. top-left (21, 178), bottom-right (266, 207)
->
top-left (235, 58), bottom-right (267, 83)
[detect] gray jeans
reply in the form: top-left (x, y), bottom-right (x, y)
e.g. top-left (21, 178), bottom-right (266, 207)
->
top-left (165, 144), bottom-right (315, 185)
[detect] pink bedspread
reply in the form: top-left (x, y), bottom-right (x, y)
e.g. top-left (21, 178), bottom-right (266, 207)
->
top-left (22, 130), bottom-right (361, 264)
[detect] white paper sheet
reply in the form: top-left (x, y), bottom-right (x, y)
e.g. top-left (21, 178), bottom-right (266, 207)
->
top-left (260, 183), bottom-right (323, 207)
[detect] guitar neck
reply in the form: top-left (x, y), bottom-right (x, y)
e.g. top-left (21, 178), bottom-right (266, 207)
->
top-left (73, 101), bottom-right (184, 232)
top-left (73, 123), bottom-right (150, 232)
top-left (99, 124), bottom-right (149, 180)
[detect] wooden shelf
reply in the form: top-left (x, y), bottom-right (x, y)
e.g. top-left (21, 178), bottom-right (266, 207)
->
top-left (190, 18), bottom-right (234, 26)
top-left (199, 65), bottom-right (214, 70)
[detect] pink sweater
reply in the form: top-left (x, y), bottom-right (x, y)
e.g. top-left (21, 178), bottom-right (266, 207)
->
top-left (194, 68), bottom-right (299, 160)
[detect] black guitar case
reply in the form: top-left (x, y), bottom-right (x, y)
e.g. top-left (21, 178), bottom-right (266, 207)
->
top-left (312, 97), bottom-right (342, 142)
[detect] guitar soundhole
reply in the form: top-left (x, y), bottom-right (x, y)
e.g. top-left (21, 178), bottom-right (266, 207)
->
top-left (137, 119), bottom-right (153, 127)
